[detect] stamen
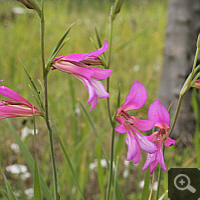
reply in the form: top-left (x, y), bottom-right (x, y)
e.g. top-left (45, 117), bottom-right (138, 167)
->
top-left (119, 110), bottom-right (131, 120)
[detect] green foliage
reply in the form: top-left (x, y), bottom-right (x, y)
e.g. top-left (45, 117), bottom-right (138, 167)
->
top-left (1, 0), bottom-right (197, 200)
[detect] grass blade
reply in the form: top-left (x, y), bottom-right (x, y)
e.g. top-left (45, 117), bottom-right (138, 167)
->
top-left (33, 115), bottom-right (42, 200)
top-left (141, 167), bottom-right (150, 200)
top-left (79, 101), bottom-right (124, 200)
top-left (6, 119), bottom-right (53, 200)
top-left (56, 130), bottom-right (85, 200)
top-left (34, 159), bottom-right (42, 200)
top-left (79, 101), bottom-right (109, 165)
top-left (46, 23), bottom-right (75, 73)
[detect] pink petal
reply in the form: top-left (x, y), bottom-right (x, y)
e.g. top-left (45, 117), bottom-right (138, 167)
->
top-left (149, 159), bottom-right (159, 174)
top-left (90, 67), bottom-right (113, 79)
top-left (147, 131), bottom-right (159, 143)
top-left (56, 41), bottom-right (109, 62)
top-left (119, 81), bottom-right (147, 111)
top-left (164, 135), bottom-right (176, 147)
top-left (60, 53), bottom-right (88, 62)
top-left (130, 126), bottom-right (157, 153)
top-left (156, 141), bottom-right (166, 171)
top-left (0, 86), bottom-right (32, 108)
top-left (0, 105), bottom-right (40, 119)
top-left (115, 116), bottom-right (125, 125)
top-left (74, 75), bottom-right (96, 104)
top-left (128, 117), bottom-right (155, 131)
top-left (126, 131), bottom-right (141, 164)
top-left (91, 79), bottom-right (109, 99)
top-left (53, 62), bottom-right (94, 78)
top-left (148, 99), bottom-right (170, 129)
top-left (142, 153), bottom-right (157, 171)
top-left (90, 96), bottom-right (98, 111)
top-left (74, 76), bottom-right (109, 110)
top-left (85, 41), bottom-right (109, 59)
top-left (115, 124), bottom-right (126, 133)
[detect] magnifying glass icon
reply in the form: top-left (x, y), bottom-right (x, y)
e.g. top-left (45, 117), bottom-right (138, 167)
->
top-left (174, 174), bottom-right (196, 193)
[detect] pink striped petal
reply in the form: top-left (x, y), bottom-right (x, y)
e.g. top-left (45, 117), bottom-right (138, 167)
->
top-left (56, 41), bottom-right (109, 62)
top-left (0, 86), bottom-right (32, 107)
top-left (90, 67), bottom-right (113, 79)
top-left (84, 41), bottom-right (109, 59)
top-left (0, 105), bottom-right (41, 119)
top-left (130, 126), bottom-right (157, 153)
top-left (126, 131), bottom-right (141, 164)
top-left (53, 62), bottom-right (94, 78)
top-left (91, 79), bottom-right (109, 99)
top-left (128, 117), bottom-right (155, 131)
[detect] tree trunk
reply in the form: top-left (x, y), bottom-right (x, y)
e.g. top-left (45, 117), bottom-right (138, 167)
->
top-left (158, 0), bottom-right (200, 145)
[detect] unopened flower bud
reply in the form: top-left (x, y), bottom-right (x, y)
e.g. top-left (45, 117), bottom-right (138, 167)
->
top-left (17, 0), bottom-right (35, 9)
top-left (110, 0), bottom-right (124, 20)
top-left (192, 79), bottom-right (200, 89)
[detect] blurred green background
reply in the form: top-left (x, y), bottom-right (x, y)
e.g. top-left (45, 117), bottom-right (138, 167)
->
top-left (0, 0), bottom-right (198, 199)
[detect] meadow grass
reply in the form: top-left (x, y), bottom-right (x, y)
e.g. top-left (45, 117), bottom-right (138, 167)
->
top-left (0, 0), bottom-right (199, 199)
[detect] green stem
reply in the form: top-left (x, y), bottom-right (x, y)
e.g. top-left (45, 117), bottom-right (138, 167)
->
top-left (106, 16), bottom-right (115, 200)
top-left (168, 95), bottom-right (183, 136)
top-left (106, 18), bottom-right (114, 126)
top-left (106, 127), bottom-right (116, 200)
top-left (169, 46), bottom-right (200, 136)
top-left (41, 1), bottom-right (59, 199)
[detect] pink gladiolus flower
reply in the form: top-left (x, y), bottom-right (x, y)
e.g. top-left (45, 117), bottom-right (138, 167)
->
top-left (142, 99), bottom-right (176, 174)
top-left (0, 86), bottom-right (42, 119)
top-left (52, 41), bottom-right (112, 110)
top-left (115, 81), bottom-right (157, 164)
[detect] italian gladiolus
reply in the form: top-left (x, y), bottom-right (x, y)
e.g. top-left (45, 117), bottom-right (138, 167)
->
top-left (52, 41), bottom-right (112, 110)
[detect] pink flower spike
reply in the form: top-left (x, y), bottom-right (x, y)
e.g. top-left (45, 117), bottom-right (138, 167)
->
top-left (0, 86), bottom-right (42, 120)
top-left (115, 81), bottom-right (157, 164)
top-left (52, 41), bottom-right (112, 110)
top-left (142, 100), bottom-right (176, 174)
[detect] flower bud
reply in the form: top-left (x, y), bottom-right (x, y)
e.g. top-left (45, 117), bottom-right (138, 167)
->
top-left (192, 79), bottom-right (200, 89)
top-left (17, 0), bottom-right (35, 9)
top-left (110, 0), bottom-right (124, 20)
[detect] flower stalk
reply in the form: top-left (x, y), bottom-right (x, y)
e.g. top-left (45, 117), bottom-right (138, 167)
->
top-left (169, 37), bottom-right (200, 136)
top-left (40, 1), bottom-right (59, 199)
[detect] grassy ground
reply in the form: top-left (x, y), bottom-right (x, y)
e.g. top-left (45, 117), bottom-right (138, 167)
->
top-left (0, 0), bottom-right (199, 199)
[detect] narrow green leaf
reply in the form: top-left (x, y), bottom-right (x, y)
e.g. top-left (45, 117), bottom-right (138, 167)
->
top-left (33, 115), bottom-right (42, 200)
top-left (0, 166), bottom-right (17, 200)
top-left (56, 131), bottom-right (85, 200)
top-left (46, 23), bottom-right (75, 73)
top-left (22, 65), bottom-right (44, 115)
top-left (34, 159), bottom-right (42, 200)
top-left (79, 101), bottom-right (109, 165)
top-left (95, 26), bottom-right (103, 48)
top-left (141, 167), bottom-right (150, 200)
top-left (112, 157), bottom-right (119, 200)
top-left (6, 119), bottom-right (53, 200)
top-left (79, 101), bottom-right (124, 200)
top-left (96, 144), bottom-right (105, 200)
